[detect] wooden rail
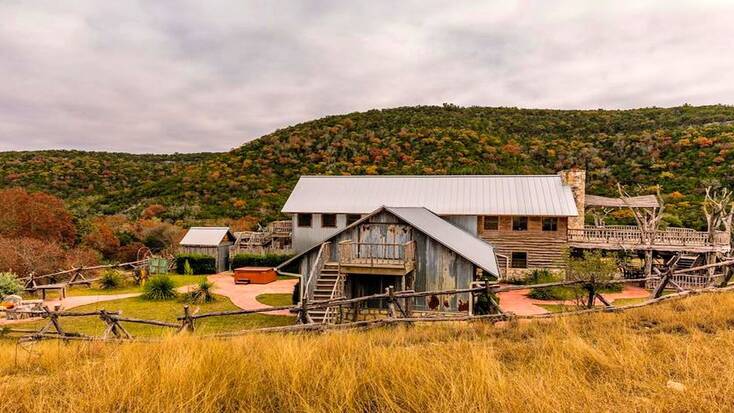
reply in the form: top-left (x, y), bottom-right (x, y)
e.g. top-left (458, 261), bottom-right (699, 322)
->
top-left (338, 240), bottom-right (416, 268)
top-left (568, 226), bottom-right (730, 250)
top-left (4, 260), bottom-right (734, 343)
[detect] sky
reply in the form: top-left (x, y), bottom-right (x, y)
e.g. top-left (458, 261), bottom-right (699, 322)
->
top-left (1, 0), bottom-right (733, 153)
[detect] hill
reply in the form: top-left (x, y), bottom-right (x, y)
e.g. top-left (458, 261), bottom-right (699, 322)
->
top-left (2, 104), bottom-right (734, 227)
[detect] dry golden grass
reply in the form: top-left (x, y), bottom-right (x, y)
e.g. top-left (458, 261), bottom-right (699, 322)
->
top-left (3, 293), bottom-right (734, 412)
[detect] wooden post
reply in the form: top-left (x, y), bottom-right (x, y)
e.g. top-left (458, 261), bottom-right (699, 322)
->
top-left (179, 305), bottom-right (195, 333)
top-left (719, 263), bottom-right (733, 287)
top-left (651, 269), bottom-right (673, 299)
top-left (586, 283), bottom-right (596, 309)
top-left (298, 298), bottom-right (313, 324)
top-left (485, 282), bottom-right (503, 315)
top-left (386, 286), bottom-right (397, 319)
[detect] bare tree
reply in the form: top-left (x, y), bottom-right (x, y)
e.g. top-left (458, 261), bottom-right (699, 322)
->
top-left (617, 184), bottom-right (665, 276)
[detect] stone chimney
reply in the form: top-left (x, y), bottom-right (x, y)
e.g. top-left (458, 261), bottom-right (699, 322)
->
top-left (558, 169), bottom-right (586, 230)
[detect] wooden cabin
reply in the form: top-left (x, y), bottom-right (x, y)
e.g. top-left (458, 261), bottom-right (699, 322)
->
top-left (278, 206), bottom-right (500, 323)
top-left (282, 172), bottom-right (583, 280)
top-left (179, 227), bottom-right (236, 273)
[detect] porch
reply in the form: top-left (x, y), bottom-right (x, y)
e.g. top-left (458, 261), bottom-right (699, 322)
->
top-left (336, 240), bottom-right (416, 276)
top-left (568, 225), bottom-right (730, 253)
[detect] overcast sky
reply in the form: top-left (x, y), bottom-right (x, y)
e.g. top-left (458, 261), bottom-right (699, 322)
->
top-left (1, 1), bottom-right (733, 153)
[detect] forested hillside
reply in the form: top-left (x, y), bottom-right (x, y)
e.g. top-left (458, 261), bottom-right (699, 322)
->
top-left (2, 104), bottom-right (734, 229)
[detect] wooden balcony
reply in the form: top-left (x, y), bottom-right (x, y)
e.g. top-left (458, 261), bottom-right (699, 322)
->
top-left (568, 225), bottom-right (730, 253)
top-left (337, 240), bottom-right (416, 276)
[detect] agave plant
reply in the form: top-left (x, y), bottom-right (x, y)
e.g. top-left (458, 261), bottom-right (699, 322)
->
top-left (184, 281), bottom-right (215, 304)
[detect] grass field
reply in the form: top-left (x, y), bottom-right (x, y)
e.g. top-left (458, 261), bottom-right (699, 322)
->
top-left (23, 274), bottom-right (210, 299)
top-left (5, 294), bottom-right (294, 338)
top-left (2, 292), bottom-right (734, 412)
top-left (256, 293), bottom-right (292, 307)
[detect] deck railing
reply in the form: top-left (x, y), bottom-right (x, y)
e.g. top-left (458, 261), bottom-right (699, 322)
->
top-left (268, 220), bottom-right (292, 236)
top-left (568, 226), bottom-right (730, 248)
top-left (338, 240), bottom-right (416, 268)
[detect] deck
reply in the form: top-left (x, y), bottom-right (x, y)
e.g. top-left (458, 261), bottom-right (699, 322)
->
top-left (568, 225), bottom-right (730, 253)
top-left (337, 240), bottom-right (416, 276)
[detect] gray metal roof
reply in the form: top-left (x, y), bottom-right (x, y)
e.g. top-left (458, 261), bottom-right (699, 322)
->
top-left (385, 207), bottom-right (499, 276)
top-left (282, 175), bottom-right (578, 216)
top-left (180, 227), bottom-right (235, 246)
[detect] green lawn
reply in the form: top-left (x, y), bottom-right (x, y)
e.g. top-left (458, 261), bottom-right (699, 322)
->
top-left (24, 275), bottom-right (210, 299)
top-left (256, 293), bottom-right (293, 307)
top-left (12, 293), bottom-right (294, 338)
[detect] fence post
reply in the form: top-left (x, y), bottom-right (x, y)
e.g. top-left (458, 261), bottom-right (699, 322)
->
top-left (386, 286), bottom-right (397, 319)
top-left (180, 305), bottom-right (195, 333)
top-left (586, 282), bottom-right (596, 309)
top-left (298, 297), bottom-right (313, 324)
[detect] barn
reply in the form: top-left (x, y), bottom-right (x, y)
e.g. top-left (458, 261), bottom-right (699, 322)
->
top-left (179, 227), bottom-right (236, 273)
top-left (278, 206), bottom-right (500, 322)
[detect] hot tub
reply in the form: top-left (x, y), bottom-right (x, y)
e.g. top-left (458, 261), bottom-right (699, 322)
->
top-left (233, 267), bottom-right (277, 284)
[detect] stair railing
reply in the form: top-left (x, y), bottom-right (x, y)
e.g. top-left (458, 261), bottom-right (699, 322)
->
top-left (303, 242), bottom-right (331, 302)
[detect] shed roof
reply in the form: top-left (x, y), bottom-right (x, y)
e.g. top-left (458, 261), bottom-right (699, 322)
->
top-left (385, 207), bottom-right (499, 276)
top-left (282, 175), bottom-right (578, 216)
top-left (180, 227), bottom-right (235, 247)
top-left (586, 194), bottom-right (660, 209)
top-left (277, 206), bottom-right (499, 277)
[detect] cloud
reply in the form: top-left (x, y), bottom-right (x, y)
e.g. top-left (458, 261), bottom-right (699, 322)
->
top-left (0, 0), bottom-right (732, 153)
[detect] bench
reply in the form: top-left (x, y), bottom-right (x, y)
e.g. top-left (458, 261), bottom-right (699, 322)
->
top-left (33, 283), bottom-right (68, 300)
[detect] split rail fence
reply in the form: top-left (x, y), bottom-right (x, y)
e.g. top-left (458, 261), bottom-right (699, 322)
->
top-left (2, 260), bottom-right (734, 343)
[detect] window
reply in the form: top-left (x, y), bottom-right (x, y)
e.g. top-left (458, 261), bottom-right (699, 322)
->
top-left (321, 213), bottom-right (337, 228)
top-left (511, 252), bottom-right (528, 268)
top-left (512, 216), bottom-right (528, 231)
top-left (542, 217), bottom-right (558, 231)
top-left (297, 213), bottom-right (312, 227)
top-left (483, 216), bottom-right (499, 231)
top-left (346, 214), bottom-right (361, 226)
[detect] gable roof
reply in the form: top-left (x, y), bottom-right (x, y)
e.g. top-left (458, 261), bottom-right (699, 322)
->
top-left (385, 207), bottom-right (499, 276)
top-left (277, 206), bottom-right (499, 277)
top-left (179, 227), bottom-right (235, 247)
top-left (282, 175), bottom-right (578, 216)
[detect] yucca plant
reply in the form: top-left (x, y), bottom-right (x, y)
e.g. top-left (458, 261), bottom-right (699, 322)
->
top-left (142, 276), bottom-right (177, 300)
top-left (184, 281), bottom-right (215, 304)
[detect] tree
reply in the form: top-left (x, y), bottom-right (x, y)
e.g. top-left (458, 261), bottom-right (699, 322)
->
top-left (0, 188), bottom-right (76, 246)
top-left (566, 250), bottom-right (619, 308)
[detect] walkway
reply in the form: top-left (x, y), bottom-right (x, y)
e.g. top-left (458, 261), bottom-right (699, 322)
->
top-left (206, 273), bottom-right (298, 316)
top-left (497, 285), bottom-right (651, 316)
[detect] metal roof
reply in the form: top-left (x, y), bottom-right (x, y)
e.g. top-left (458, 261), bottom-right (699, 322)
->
top-left (282, 175), bottom-right (578, 216)
top-left (179, 227), bottom-right (235, 246)
top-left (586, 194), bottom-right (660, 209)
top-left (385, 207), bottom-right (499, 276)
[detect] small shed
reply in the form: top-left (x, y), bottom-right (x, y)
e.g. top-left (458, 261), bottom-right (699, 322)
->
top-left (179, 227), bottom-right (236, 273)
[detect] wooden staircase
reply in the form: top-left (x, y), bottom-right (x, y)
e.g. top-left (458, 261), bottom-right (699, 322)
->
top-left (675, 255), bottom-right (700, 270)
top-left (308, 262), bottom-right (340, 324)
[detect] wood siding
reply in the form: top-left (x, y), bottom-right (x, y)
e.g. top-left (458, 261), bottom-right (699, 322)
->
top-left (181, 239), bottom-right (232, 273)
top-left (478, 216), bottom-right (568, 270)
top-left (298, 210), bottom-right (476, 311)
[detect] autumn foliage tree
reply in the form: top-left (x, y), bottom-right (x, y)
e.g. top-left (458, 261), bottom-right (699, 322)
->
top-left (0, 188), bottom-right (76, 245)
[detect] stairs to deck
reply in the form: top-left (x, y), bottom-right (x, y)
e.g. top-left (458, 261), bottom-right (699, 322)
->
top-left (675, 255), bottom-right (699, 269)
top-left (308, 262), bottom-right (340, 324)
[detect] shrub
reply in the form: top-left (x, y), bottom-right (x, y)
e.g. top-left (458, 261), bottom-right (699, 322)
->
top-left (231, 253), bottom-right (295, 269)
top-left (292, 281), bottom-right (300, 305)
top-left (175, 254), bottom-right (216, 274)
top-left (183, 260), bottom-right (194, 275)
top-left (99, 270), bottom-right (124, 290)
top-left (0, 272), bottom-right (22, 298)
top-left (183, 281), bottom-right (215, 304)
top-left (142, 276), bottom-right (177, 300)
